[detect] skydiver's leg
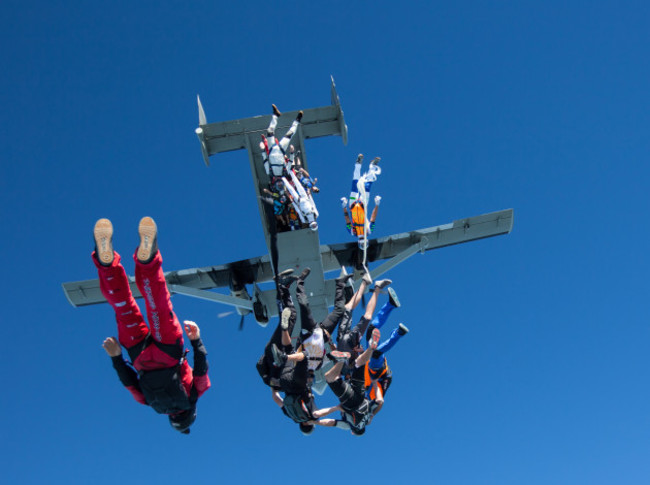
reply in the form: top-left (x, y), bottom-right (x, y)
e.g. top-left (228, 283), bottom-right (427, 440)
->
top-left (295, 270), bottom-right (317, 335)
top-left (349, 158), bottom-right (363, 202)
top-left (368, 300), bottom-right (396, 333)
top-left (369, 327), bottom-right (403, 367)
top-left (280, 357), bottom-right (310, 395)
top-left (346, 278), bottom-right (368, 312)
top-left (342, 286), bottom-right (382, 350)
top-left (320, 275), bottom-right (352, 335)
top-left (278, 114), bottom-right (302, 152)
top-left (134, 246), bottom-right (184, 347)
top-left (93, 250), bottom-right (148, 348)
top-left (266, 112), bottom-right (278, 137)
top-left (326, 363), bottom-right (358, 410)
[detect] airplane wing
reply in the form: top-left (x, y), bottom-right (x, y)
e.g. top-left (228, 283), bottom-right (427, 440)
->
top-left (321, 208), bottom-right (514, 274)
top-left (62, 208), bottom-right (513, 309)
top-left (62, 255), bottom-right (274, 308)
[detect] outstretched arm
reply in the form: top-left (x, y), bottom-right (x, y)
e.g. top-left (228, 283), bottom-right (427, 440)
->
top-left (272, 389), bottom-right (284, 408)
top-left (371, 381), bottom-right (384, 416)
top-left (312, 404), bottom-right (342, 419)
top-left (312, 418), bottom-right (351, 431)
top-left (104, 337), bottom-right (147, 406)
top-left (185, 321), bottom-right (211, 396)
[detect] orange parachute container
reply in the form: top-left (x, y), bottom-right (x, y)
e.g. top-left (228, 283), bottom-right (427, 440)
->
top-left (350, 201), bottom-right (366, 236)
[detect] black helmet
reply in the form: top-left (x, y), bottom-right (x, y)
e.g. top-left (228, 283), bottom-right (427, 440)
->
top-left (299, 423), bottom-right (314, 436)
top-left (169, 407), bottom-right (196, 434)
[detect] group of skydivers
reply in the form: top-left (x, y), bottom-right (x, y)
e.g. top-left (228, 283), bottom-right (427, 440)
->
top-left (259, 104), bottom-right (382, 246)
top-left (90, 105), bottom-right (408, 435)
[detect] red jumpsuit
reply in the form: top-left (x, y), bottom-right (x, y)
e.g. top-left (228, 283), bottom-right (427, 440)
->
top-left (93, 250), bottom-right (210, 407)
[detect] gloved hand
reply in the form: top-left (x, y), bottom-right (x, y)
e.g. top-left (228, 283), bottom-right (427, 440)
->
top-left (374, 195), bottom-right (382, 206)
top-left (341, 197), bottom-right (348, 208)
top-left (259, 141), bottom-right (265, 151)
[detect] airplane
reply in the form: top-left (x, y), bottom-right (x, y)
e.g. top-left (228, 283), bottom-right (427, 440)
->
top-left (62, 77), bottom-right (514, 391)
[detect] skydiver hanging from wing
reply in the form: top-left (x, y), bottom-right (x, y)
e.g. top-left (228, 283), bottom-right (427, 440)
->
top-left (341, 154), bottom-right (383, 249)
top-left (92, 217), bottom-right (211, 434)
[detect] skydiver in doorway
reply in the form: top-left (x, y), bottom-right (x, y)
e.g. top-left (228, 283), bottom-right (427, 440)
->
top-left (288, 146), bottom-right (320, 194)
top-left (93, 217), bottom-right (210, 434)
top-left (260, 104), bottom-right (303, 185)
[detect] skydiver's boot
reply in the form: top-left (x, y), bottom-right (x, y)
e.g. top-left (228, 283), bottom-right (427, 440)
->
top-left (373, 279), bottom-right (392, 291)
top-left (370, 157), bottom-right (381, 166)
top-left (356, 153), bottom-right (364, 164)
top-left (275, 268), bottom-right (298, 288)
top-left (298, 267), bottom-right (311, 282)
top-left (362, 272), bottom-right (373, 286)
top-left (93, 218), bottom-right (114, 266)
top-left (136, 217), bottom-right (158, 264)
top-left (327, 350), bottom-right (351, 363)
top-left (272, 104), bottom-right (282, 117)
top-left (280, 307), bottom-right (291, 331)
top-left (397, 323), bottom-right (409, 336)
top-left (335, 272), bottom-right (354, 285)
top-left (387, 287), bottom-right (401, 308)
top-left (296, 110), bottom-right (303, 122)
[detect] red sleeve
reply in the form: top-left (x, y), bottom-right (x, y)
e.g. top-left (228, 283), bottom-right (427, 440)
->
top-left (125, 385), bottom-right (148, 405)
top-left (193, 374), bottom-right (211, 397)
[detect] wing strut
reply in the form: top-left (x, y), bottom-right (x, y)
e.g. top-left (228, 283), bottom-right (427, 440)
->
top-left (168, 284), bottom-right (254, 311)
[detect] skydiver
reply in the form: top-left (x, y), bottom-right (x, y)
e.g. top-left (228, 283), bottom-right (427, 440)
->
top-left (341, 154), bottom-right (383, 249)
top-left (260, 187), bottom-right (289, 229)
top-left (267, 270), bottom-right (345, 434)
top-left (255, 269), bottom-right (297, 389)
top-left (92, 217), bottom-right (210, 434)
top-left (310, 328), bottom-right (381, 435)
top-left (260, 104), bottom-right (303, 182)
top-left (282, 169), bottom-right (319, 231)
top-left (362, 287), bottom-right (408, 418)
top-left (271, 267), bottom-right (353, 375)
top-left (289, 146), bottom-right (320, 194)
top-left (336, 275), bottom-right (393, 365)
top-left (270, 361), bottom-right (341, 435)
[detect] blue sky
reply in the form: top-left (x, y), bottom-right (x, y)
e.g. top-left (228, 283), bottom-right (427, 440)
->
top-left (2, 1), bottom-right (650, 484)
